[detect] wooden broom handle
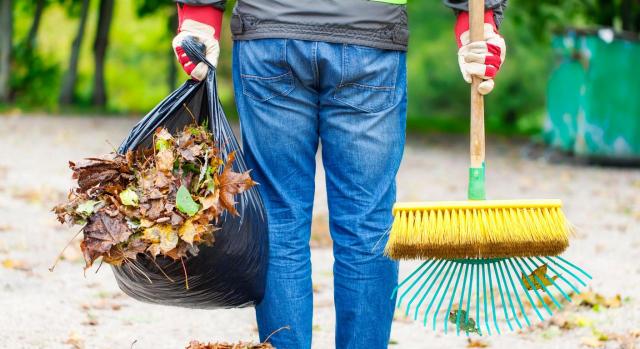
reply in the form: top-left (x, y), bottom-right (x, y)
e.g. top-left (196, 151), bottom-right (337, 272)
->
top-left (469, 0), bottom-right (485, 168)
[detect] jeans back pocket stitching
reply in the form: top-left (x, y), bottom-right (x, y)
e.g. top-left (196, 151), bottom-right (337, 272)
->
top-left (333, 46), bottom-right (400, 112)
top-left (239, 39), bottom-right (295, 102)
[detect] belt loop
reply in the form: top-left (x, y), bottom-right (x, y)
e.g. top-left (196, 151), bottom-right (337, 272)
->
top-left (231, 14), bottom-right (244, 35)
top-left (392, 26), bottom-right (409, 45)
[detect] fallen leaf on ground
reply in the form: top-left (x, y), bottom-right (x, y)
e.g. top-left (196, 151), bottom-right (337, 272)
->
top-left (581, 336), bottom-right (605, 348)
top-left (1, 258), bottom-right (30, 271)
top-left (467, 338), bottom-right (489, 348)
top-left (185, 341), bottom-right (274, 349)
top-left (64, 332), bottom-right (84, 349)
top-left (522, 264), bottom-right (558, 291)
top-left (575, 291), bottom-right (623, 310)
top-left (449, 309), bottom-right (479, 334)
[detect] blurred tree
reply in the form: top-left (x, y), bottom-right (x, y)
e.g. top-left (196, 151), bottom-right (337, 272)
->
top-left (621, 0), bottom-right (640, 32)
top-left (25, 0), bottom-right (46, 51)
top-left (0, 0), bottom-right (11, 103)
top-left (135, 0), bottom-right (177, 91)
top-left (59, 0), bottom-right (91, 105)
top-left (512, 0), bottom-right (640, 35)
top-left (92, 0), bottom-right (114, 107)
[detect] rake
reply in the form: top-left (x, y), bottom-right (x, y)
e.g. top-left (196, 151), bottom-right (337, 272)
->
top-left (386, 0), bottom-right (591, 335)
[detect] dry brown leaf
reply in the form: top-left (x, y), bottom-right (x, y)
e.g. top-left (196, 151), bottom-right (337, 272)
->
top-left (64, 332), bottom-right (84, 349)
top-left (179, 220), bottom-right (197, 245)
top-left (53, 124), bottom-right (256, 271)
top-left (185, 341), bottom-right (274, 349)
top-left (467, 338), bottom-right (489, 348)
top-left (156, 149), bottom-right (175, 172)
top-left (217, 152), bottom-right (256, 215)
top-left (581, 336), bottom-right (604, 348)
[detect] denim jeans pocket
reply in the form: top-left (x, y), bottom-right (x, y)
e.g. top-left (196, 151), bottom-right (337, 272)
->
top-left (334, 44), bottom-right (400, 113)
top-left (239, 39), bottom-right (295, 102)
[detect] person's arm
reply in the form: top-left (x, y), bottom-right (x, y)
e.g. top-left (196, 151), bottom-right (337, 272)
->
top-left (172, 1), bottom-right (226, 81)
top-left (444, 0), bottom-right (507, 95)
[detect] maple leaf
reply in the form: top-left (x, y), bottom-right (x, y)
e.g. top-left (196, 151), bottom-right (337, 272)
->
top-left (521, 264), bottom-right (559, 291)
top-left (54, 123), bottom-right (258, 271)
top-left (81, 211), bottom-right (132, 268)
top-left (156, 149), bottom-right (175, 172)
top-left (159, 226), bottom-right (179, 253)
top-left (178, 220), bottom-right (198, 245)
top-left (217, 152), bottom-right (257, 215)
top-left (449, 309), bottom-right (479, 334)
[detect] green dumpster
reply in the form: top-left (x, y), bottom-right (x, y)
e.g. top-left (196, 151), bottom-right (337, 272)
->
top-left (544, 29), bottom-right (640, 162)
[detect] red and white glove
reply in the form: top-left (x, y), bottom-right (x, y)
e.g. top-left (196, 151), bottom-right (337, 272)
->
top-left (172, 4), bottom-right (223, 81)
top-left (455, 10), bottom-right (506, 95)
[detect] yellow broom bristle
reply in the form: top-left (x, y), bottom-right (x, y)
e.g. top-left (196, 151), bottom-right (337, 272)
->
top-left (384, 199), bottom-right (571, 260)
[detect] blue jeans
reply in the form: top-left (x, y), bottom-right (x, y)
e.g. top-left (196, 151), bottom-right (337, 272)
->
top-left (232, 39), bottom-right (407, 349)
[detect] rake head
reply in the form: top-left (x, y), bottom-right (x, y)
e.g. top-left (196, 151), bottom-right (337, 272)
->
top-left (385, 200), bottom-right (571, 260)
top-left (392, 256), bottom-right (591, 335)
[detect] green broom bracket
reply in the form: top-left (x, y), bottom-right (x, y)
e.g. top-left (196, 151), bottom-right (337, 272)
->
top-left (468, 162), bottom-right (486, 200)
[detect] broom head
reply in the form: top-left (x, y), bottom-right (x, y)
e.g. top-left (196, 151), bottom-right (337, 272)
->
top-left (385, 199), bottom-right (571, 260)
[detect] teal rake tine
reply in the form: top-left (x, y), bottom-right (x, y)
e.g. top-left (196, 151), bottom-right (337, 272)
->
top-left (493, 262), bottom-right (517, 331)
top-left (527, 257), bottom-right (571, 302)
top-left (481, 263), bottom-right (493, 335)
top-left (464, 263), bottom-right (475, 336)
top-left (544, 256), bottom-right (588, 288)
top-left (535, 256), bottom-right (581, 295)
top-left (512, 258), bottom-right (552, 317)
top-left (475, 263), bottom-right (483, 336)
top-left (519, 258), bottom-right (563, 310)
top-left (392, 260), bottom-right (430, 300)
top-left (499, 259), bottom-right (532, 326)
top-left (507, 258), bottom-right (546, 321)
top-left (444, 262), bottom-right (465, 334)
top-left (555, 256), bottom-right (592, 280)
top-left (398, 260), bottom-right (434, 302)
top-left (486, 263), bottom-right (501, 334)
top-left (413, 260), bottom-right (450, 320)
top-left (425, 261), bottom-right (458, 328)
top-left (456, 262), bottom-right (471, 336)
top-left (405, 259), bottom-right (445, 317)
top-left (398, 260), bottom-right (439, 312)
top-left (430, 262), bottom-right (461, 330)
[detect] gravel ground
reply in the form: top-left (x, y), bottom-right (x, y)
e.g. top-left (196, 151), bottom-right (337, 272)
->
top-left (0, 114), bottom-right (639, 349)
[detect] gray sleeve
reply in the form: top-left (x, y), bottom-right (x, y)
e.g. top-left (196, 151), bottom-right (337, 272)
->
top-left (443, 0), bottom-right (507, 28)
top-left (176, 0), bottom-right (226, 11)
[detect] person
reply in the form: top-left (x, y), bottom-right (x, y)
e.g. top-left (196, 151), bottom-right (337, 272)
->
top-left (172, 1), bottom-right (507, 348)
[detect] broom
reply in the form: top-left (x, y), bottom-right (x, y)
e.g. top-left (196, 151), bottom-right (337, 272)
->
top-left (385, 0), bottom-right (591, 335)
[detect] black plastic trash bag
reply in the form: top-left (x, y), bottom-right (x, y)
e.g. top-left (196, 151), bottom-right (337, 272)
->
top-left (111, 39), bottom-right (268, 309)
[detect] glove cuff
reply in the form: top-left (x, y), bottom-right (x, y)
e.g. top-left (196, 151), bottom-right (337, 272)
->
top-left (177, 4), bottom-right (223, 40)
top-left (454, 9), bottom-right (497, 47)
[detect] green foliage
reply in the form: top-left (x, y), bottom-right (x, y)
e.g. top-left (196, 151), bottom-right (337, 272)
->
top-left (406, 1), bottom-right (549, 134)
top-left (6, 0), bottom-right (625, 134)
top-left (9, 43), bottom-right (61, 109)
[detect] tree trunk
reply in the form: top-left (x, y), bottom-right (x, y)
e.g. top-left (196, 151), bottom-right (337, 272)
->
top-left (167, 12), bottom-right (178, 92)
top-left (59, 0), bottom-right (90, 105)
top-left (92, 0), bottom-right (114, 107)
top-left (26, 0), bottom-right (45, 51)
top-left (597, 0), bottom-right (616, 27)
top-left (0, 0), bottom-right (12, 103)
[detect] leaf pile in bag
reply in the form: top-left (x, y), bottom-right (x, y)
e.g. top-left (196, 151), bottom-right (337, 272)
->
top-left (53, 124), bottom-right (257, 270)
top-left (185, 341), bottom-right (274, 349)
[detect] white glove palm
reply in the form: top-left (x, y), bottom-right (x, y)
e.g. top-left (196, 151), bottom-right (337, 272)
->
top-left (172, 19), bottom-right (220, 81)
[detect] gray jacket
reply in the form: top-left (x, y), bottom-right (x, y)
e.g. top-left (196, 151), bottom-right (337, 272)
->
top-left (179, 0), bottom-right (507, 51)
